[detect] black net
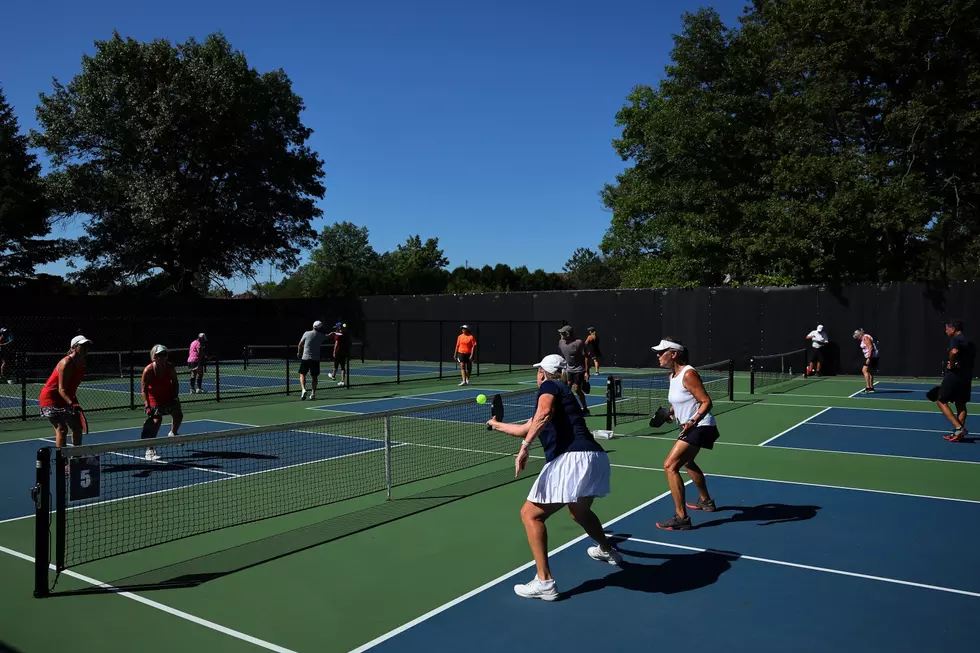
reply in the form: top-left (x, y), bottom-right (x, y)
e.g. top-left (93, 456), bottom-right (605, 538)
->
top-left (47, 387), bottom-right (543, 572)
top-left (750, 348), bottom-right (816, 394)
top-left (607, 359), bottom-right (734, 427)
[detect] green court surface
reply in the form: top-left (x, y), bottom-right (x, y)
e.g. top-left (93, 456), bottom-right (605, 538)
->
top-left (1, 369), bottom-right (977, 652)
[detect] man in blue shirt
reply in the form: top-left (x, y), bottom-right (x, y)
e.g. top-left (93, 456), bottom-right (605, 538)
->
top-left (487, 353), bottom-right (621, 601)
top-left (934, 319), bottom-right (975, 442)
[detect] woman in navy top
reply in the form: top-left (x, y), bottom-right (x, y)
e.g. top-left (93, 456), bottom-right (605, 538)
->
top-left (487, 354), bottom-right (620, 601)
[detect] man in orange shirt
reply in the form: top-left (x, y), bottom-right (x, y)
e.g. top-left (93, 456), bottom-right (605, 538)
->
top-left (454, 324), bottom-right (477, 386)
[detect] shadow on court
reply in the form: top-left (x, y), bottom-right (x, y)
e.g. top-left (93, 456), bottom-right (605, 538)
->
top-left (561, 545), bottom-right (740, 600)
top-left (694, 503), bottom-right (821, 529)
top-left (48, 460), bottom-right (545, 597)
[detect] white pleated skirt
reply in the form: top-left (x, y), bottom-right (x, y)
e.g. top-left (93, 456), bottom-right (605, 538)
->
top-left (527, 450), bottom-right (611, 504)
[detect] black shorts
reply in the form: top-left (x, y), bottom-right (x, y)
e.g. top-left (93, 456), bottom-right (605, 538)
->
top-left (679, 424), bottom-right (720, 450)
top-left (146, 400), bottom-right (180, 418)
top-left (333, 351), bottom-right (349, 367)
top-left (188, 360), bottom-right (205, 372)
top-left (937, 372), bottom-right (971, 405)
top-left (299, 359), bottom-right (321, 377)
top-left (567, 371), bottom-right (586, 388)
top-left (810, 348), bottom-right (825, 364)
top-left (864, 357), bottom-right (879, 372)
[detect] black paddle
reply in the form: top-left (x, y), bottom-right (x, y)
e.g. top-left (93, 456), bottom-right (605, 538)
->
top-left (487, 393), bottom-right (503, 430)
top-left (649, 406), bottom-right (671, 429)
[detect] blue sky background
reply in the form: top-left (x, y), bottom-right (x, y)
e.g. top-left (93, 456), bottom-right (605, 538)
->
top-left (0, 0), bottom-right (747, 292)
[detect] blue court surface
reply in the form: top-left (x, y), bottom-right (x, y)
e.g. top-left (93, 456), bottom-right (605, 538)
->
top-left (355, 475), bottom-right (980, 652)
top-left (852, 380), bottom-right (948, 401)
top-left (0, 420), bottom-right (252, 522)
top-left (763, 407), bottom-right (979, 463)
top-left (311, 386), bottom-right (608, 417)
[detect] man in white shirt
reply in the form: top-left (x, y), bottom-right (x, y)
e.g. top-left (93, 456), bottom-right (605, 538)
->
top-left (805, 325), bottom-right (829, 377)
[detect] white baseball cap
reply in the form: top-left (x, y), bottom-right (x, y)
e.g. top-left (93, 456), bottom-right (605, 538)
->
top-left (533, 354), bottom-right (567, 374)
top-left (313, 320), bottom-right (323, 329)
top-left (817, 324), bottom-right (824, 331)
top-left (151, 344), bottom-right (168, 356)
top-left (651, 339), bottom-right (685, 352)
top-left (71, 335), bottom-right (92, 348)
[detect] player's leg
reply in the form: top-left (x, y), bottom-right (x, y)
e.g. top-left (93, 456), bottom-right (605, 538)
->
top-left (936, 374), bottom-right (965, 432)
top-left (657, 439), bottom-right (701, 529)
top-left (684, 458), bottom-right (715, 511)
top-left (513, 500), bottom-right (564, 600)
top-left (141, 407), bottom-right (164, 460)
top-left (168, 402), bottom-right (183, 436)
top-left (299, 360), bottom-right (309, 399)
top-left (309, 361), bottom-right (320, 399)
top-left (66, 412), bottom-right (84, 446)
top-left (49, 415), bottom-right (68, 449)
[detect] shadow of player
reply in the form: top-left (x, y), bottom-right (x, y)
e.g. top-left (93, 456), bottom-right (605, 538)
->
top-left (562, 547), bottom-right (739, 600)
top-left (695, 503), bottom-right (821, 529)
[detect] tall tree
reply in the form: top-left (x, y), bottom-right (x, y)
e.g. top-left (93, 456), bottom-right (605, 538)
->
top-left (301, 221), bottom-right (384, 296)
top-left (30, 32), bottom-right (325, 294)
top-left (385, 235), bottom-right (450, 294)
top-left (563, 248), bottom-right (621, 289)
top-left (0, 85), bottom-right (63, 286)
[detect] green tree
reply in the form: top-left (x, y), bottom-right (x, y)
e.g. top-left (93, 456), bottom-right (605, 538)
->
top-left (563, 248), bottom-right (621, 289)
top-left (302, 221), bottom-right (384, 296)
top-left (0, 85), bottom-right (64, 286)
top-left (30, 32), bottom-right (325, 294)
top-left (385, 235), bottom-right (450, 294)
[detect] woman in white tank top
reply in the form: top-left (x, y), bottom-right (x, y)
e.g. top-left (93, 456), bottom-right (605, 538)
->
top-left (651, 337), bottom-right (721, 531)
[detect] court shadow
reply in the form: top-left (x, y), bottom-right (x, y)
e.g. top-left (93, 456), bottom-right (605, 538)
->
top-left (49, 459), bottom-right (544, 597)
top-left (695, 503), bottom-right (821, 529)
top-left (561, 547), bottom-right (739, 600)
top-left (0, 641), bottom-right (26, 653)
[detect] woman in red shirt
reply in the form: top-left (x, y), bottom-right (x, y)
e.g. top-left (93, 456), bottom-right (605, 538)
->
top-left (140, 344), bottom-right (183, 461)
top-left (39, 335), bottom-right (92, 448)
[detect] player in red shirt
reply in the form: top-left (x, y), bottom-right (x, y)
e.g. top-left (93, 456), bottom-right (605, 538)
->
top-left (38, 335), bottom-right (92, 448)
top-left (140, 344), bottom-right (183, 461)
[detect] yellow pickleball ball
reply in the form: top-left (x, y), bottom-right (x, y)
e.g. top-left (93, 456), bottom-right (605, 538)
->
top-left (476, 394), bottom-right (487, 404)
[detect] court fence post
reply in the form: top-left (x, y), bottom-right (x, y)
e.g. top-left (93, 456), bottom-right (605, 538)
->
top-left (32, 447), bottom-right (51, 598)
top-left (749, 357), bottom-right (757, 395)
top-left (439, 321), bottom-right (444, 380)
top-left (728, 359), bottom-right (735, 402)
top-left (215, 357), bottom-right (221, 403)
top-left (476, 323), bottom-right (481, 377)
top-left (396, 321), bottom-right (401, 384)
top-left (21, 352), bottom-right (27, 421)
top-left (508, 321), bottom-right (513, 373)
top-left (383, 415), bottom-right (392, 500)
top-left (129, 349), bottom-right (135, 410)
top-left (286, 356), bottom-right (291, 395)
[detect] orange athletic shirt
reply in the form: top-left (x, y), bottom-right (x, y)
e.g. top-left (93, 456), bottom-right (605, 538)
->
top-left (456, 334), bottom-right (476, 354)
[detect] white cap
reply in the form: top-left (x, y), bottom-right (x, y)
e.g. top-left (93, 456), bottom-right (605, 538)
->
top-left (817, 324), bottom-right (824, 331)
top-left (313, 320), bottom-right (323, 329)
top-left (151, 344), bottom-right (168, 356)
top-left (198, 333), bottom-right (207, 339)
top-left (651, 339), bottom-right (685, 352)
top-left (533, 354), bottom-right (567, 374)
top-left (460, 324), bottom-right (470, 330)
top-left (71, 335), bottom-right (92, 348)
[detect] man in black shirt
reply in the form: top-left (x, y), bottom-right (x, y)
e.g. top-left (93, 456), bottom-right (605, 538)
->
top-left (328, 322), bottom-right (351, 386)
top-left (933, 319), bottom-right (974, 442)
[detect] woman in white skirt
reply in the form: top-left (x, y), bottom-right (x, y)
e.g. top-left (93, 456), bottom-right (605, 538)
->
top-left (651, 337), bottom-right (720, 531)
top-left (487, 353), bottom-right (622, 601)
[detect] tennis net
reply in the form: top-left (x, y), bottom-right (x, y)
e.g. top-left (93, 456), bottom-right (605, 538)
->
top-left (605, 359), bottom-right (734, 429)
top-left (31, 386), bottom-right (542, 597)
top-left (749, 348), bottom-right (814, 394)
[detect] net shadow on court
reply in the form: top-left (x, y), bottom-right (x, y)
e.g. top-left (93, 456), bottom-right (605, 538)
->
top-left (44, 458), bottom-right (546, 597)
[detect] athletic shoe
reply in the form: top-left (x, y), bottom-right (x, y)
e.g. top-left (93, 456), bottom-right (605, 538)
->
top-left (300, 390), bottom-right (307, 400)
top-left (686, 498), bottom-right (716, 512)
top-left (513, 576), bottom-right (559, 601)
top-left (656, 514), bottom-right (692, 531)
top-left (944, 427), bottom-right (968, 442)
top-left (145, 447), bottom-right (161, 461)
top-left (587, 545), bottom-right (623, 566)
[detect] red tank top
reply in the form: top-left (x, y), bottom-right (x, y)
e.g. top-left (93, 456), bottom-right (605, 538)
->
top-left (39, 354), bottom-right (86, 407)
top-left (143, 362), bottom-right (176, 406)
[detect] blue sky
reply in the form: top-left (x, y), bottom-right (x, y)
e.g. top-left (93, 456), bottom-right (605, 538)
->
top-left (1, 0), bottom-right (747, 292)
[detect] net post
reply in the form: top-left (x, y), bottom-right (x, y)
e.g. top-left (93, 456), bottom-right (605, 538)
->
top-left (383, 415), bottom-right (392, 500)
top-left (728, 359), bottom-right (735, 402)
top-left (215, 357), bottom-right (221, 402)
top-left (129, 349), bottom-right (135, 410)
top-left (749, 357), bottom-right (756, 395)
top-left (33, 447), bottom-right (51, 598)
top-left (344, 354), bottom-right (351, 389)
top-left (21, 353), bottom-right (28, 421)
top-left (55, 448), bottom-right (66, 573)
top-left (605, 376), bottom-right (614, 431)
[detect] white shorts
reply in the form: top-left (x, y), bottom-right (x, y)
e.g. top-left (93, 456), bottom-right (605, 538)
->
top-left (527, 450), bottom-right (611, 504)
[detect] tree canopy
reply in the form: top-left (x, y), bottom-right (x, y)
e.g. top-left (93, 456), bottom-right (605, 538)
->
top-left (30, 31), bottom-right (325, 294)
top-left (0, 85), bottom-right (63, 286)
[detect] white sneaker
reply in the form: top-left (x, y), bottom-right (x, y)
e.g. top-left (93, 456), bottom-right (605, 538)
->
top-left (328, 372), bottom-right (335, 380)
top-left (145, 448), bottom-right (161, 461)
top-left (458, 381), bottom-right (466, 386)
top-left (300, 390), bottom-right (307, 400)
top-left (167, 431), bottom-right (176, 437)
top-left (309, 392), bottom-right (315, 400)
top-left (513, 576), bottom-right (559, 601)
top-left (587, 545), bottom-right (623, 566)
top-left (337, 380), bottom-right (344, 386)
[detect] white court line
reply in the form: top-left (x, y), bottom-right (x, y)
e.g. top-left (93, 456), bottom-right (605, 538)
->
top-left (348, 484), bottom-right (689, 653)
top-left (0, 419), bottom-right (232, 446)
top-left (749, 401), bottom-right (942, 415)
top-left (39, 438), bottom-right (243, 478)
top-left (624, 537), bottom-right (980, 599)
top-left (627, 537), bottom-right (980, 598)
top-left (0, 544), bottom-right (298, 652)
top-left (807, 422), bottom-right (950, 435)
top-left (757, 407), bottom-right (832, 447)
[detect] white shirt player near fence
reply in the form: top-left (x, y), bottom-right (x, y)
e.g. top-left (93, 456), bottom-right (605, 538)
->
top-left (805, 325), bottom-right (829, 375)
